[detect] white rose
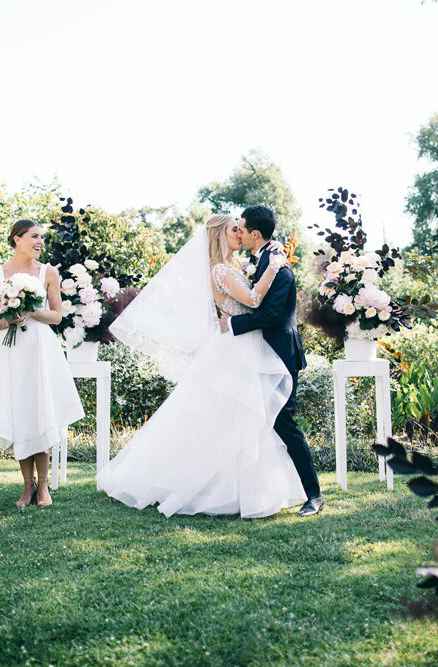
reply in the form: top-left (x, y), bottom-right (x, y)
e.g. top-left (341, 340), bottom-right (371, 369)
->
top-left (75, 272), bottom-right (93, 289)
top-left (7, 297), bottom-right (21, 309)
top-left (61, 278), bottom-right (77, 296)
top-left (333, 293), bottom-right (353, 314)
top-left (355, 285), bottom-right (391, 310)
top-left (100, 277), bottom-right (120, 299)
top-left (343, 302), bottom-right (356, 315)
top-left (84, 259), bottom-right (99, 271)
top-left (79, 286), bottom-right (99, 305)
top-left (378, 309), bottom-right (391, 322)
top-left (80, 301), bottom-right (102, 328)
top-left (69, 263), bottom-right (88, 277)
top-left (339, 250), bottom-right (357, 265)
top-left (361, 269), bottom-right (379, 284)
top-left (325, 272), bottom-right (339, 283)
top-left (5, 285), bottom-right (20, 299)
top-left (61, 300), bottom-right (77, 317)
top-left (326, 261), bottom-right (343, 275)
top-left (245, 264), bottom-right (256, 277)
top-left (9, 273), bottom-right (30, 291)
top-left (372, 290), bottom-right (391, 310)
top-left (365, 307), bottom-right (377, 318)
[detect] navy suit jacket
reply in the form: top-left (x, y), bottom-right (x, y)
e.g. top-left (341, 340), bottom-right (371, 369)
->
top-left (230, 247), bottom-right (307, 376)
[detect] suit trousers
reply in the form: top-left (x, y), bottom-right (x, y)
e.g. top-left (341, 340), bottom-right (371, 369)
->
top-left (274, 371), bottom-right (320, 500)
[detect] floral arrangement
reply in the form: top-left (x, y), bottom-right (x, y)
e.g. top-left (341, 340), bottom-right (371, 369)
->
top-left (0, 274), bottom-right (45, 347)
top-left (60, 260), bottom-right (122, 349)
top-left (43, 196), bottom-right (142, 348)
top-left (309, 187), bottom-right (409, 342)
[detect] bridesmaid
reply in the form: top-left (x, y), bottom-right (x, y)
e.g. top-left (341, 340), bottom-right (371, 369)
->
top-left (0, 220), bottom-right (84, 509)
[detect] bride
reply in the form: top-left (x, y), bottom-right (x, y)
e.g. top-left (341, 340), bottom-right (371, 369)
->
top-left (97, 214), bottom-right (305, 518)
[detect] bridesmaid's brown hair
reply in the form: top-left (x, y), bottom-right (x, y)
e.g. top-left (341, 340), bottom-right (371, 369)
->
top-left (8, 220), bottom-right (36, 248)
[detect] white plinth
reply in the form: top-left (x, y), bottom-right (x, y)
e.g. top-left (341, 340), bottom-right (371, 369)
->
top-left (66, 341), bottom-right (100, 363)
top-left (51, 360), bottom-right (111, 491)
top-left (333, 358), bottom-right (393, 491)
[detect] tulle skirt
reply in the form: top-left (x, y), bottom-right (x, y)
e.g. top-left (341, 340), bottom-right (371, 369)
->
top-left (0, 321), bottom-right (85, 460)
top-left (98, 329), bottom-right (305, 518)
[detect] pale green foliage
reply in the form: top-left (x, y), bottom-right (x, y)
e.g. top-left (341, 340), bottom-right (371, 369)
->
top-left (155, 202), bottom-right (211, 254)
top-left (406, 114), bottom-right (438, 254)
top-left (382, 256), bottom-right (437, 298)
top-left (380, 322), bottom-right (438, 433)
top-left (198, 149), bottom-right (302, 241)
top-left (0, 181), bottom-right (62, 262)
top-left (0, 184), bottom-right (169, 286)
top-left (68, 206), bottom-right (168, 287)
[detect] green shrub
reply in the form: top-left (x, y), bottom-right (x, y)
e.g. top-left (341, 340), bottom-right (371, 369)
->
top-left (296, 354), bottom-right (336, 441)
top-left (67, 426), bottom-right (136, 462)
top-left (379, 323), bottom-right (438, 436)
top-left (308, 434), bottom-right (381, 473)
top-left (299, 322), bottom-right (343, 363)
top-left (297, 353), bottom-right (373, 438)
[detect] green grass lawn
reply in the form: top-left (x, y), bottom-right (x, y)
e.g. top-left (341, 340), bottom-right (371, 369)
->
top-left (1, 461), bottom-right (437, 667)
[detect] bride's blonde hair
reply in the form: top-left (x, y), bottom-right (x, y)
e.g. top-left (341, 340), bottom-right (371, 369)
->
top-left (206, 214), bottom-right (235, 266)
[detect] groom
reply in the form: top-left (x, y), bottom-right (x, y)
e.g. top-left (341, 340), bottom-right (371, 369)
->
top-left (223, 205), bottom-right (323, 517)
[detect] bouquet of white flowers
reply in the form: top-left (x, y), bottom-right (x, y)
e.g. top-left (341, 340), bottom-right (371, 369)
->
top-left (309, 187), bottom-right (409, 342)
top-left (0, 273), bottom-right (46, 347)
top-left (59, 259), bottom-right (121, 349)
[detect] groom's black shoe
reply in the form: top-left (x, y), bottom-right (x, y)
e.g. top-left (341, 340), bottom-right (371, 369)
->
top-left (298, 496), bottom-right (324, 517)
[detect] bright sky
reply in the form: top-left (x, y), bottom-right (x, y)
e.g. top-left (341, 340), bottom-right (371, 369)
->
top-left (1, 0), bottom-right (437, 250)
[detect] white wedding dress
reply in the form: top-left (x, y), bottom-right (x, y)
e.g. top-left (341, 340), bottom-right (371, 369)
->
top-left (98, 229), bottom-right (305, 518)
top-left (0, 264), bottom-right (84, 460)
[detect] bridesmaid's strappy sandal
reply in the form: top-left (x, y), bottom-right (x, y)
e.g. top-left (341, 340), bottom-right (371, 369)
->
top-left (36, 478), bottom-right (53, 509)
top-left (16, 478), bottom-right (38, 510)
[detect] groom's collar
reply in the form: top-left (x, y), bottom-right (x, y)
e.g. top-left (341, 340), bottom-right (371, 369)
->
top-left (254, 242), bottom-right (270, 259)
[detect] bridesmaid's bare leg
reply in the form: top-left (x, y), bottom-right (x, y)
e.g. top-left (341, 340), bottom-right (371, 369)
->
top-left (16, 456), bottom-right (36, 509)
top-left (35, 452), bottom-right (52, 507)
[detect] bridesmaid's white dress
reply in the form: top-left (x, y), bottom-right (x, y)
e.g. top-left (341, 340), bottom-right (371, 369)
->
top-left (98, 264), bottom-right (306, 519)
top-left (0, 264), bottom-right (84, 461)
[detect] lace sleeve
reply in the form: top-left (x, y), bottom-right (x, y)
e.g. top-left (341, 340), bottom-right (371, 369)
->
top-left (212, 259), bottom-right (285, 309)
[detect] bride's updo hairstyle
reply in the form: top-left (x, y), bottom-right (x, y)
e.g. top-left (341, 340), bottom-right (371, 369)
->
top-left (8, 219), bottom-right (36, 248)
top-left (206, 214), bottom-right (234, 266)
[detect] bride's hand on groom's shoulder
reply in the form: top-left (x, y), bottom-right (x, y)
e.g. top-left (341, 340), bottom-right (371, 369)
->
top-left (268, 252), bottom-right (287, 272)
top-left (266, 240), bottom-right (285, 255)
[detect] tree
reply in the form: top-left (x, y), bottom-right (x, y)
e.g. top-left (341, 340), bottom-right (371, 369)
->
top-left (406, 114), bottom-right (438, 255)
top-left (0, 183), bottom-right (168, 286)
top-left (0, 180), bottom-right (62, 262)
top-left (43, 199), bottom-right (168, 287)
top-left (198, 150), bottom-right (302, 241)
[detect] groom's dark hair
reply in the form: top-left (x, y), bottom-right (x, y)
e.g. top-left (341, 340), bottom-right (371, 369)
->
top-left (241, 205), bottom-right (276, 240)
